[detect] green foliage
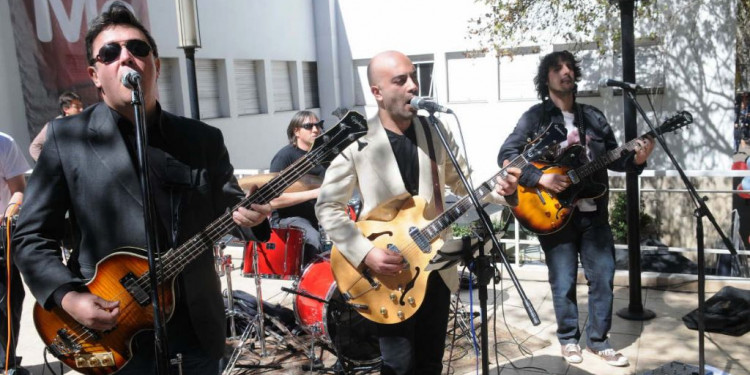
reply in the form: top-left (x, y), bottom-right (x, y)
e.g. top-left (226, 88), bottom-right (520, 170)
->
top-left (467, 0), bottom-right (660, 57)
top-left (609, 192), bottom-right (661, 243)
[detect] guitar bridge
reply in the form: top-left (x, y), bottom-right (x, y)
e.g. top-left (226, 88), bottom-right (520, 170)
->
top-left (48, 328), bottom-right (83, 357)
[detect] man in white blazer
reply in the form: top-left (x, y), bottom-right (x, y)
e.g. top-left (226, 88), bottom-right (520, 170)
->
top-left (316, 50), bottom-right (520, 375)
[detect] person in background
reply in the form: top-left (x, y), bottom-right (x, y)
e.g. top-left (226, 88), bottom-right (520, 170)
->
top-left (0, 131), bottom-right (29, 375)
top-left (29, 91), bottom-right (84, 161)
top-left (269, 110), bottom-right (327, 265)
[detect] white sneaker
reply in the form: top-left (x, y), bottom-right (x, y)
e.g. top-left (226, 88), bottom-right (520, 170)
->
top-left (561, 343), bottom-right (583, 363)
top-left (587, 347), bottom-right (629, 367)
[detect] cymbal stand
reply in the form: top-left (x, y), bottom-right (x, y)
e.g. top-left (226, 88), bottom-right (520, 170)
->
top-left (248, 241), bottom-right (269, 356)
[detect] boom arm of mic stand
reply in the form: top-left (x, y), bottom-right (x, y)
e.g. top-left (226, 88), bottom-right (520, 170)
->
top-left (425, 112), bottom-right (541, 327)
top-left (623, 90), bottom-right (736, 255)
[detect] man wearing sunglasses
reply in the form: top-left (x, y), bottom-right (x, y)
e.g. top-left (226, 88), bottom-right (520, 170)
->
top-left (13, 3), bottom-right (270, 374)
top-left (268, 110), bottom-right (327, 265)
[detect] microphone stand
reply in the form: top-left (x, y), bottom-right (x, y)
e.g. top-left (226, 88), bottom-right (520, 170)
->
top-left (623, 88), bottom-right (736, 375)
top-left (129, 80), bottom-right (171, 374)
top-left (425, 111), bottom-right (540, 375)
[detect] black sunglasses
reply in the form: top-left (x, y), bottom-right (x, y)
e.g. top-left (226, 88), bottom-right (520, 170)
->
top-left (93, 39), bottom-right (152, 65)
top-left (299, 120), bottom-right (324, 130)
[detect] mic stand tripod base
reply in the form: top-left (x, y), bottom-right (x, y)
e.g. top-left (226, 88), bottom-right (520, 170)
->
top-left (616, 306), bottom-right (655, 321)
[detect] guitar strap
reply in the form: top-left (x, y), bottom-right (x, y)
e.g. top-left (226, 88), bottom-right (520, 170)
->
top-left (418, 116), bottom-right (444, 214)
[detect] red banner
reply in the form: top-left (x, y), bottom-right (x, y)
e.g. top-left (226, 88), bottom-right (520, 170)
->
top-left (9, 0), bottom-right (150, 139)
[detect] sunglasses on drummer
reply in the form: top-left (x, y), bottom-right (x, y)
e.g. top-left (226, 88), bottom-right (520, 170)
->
top-left (299, 120), bottom-right (324, 130)
top-left (93, 39), bottom-right (152, 65)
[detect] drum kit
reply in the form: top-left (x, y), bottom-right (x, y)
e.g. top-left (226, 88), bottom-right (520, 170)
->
top-left (221, 174), bottom-right (377, 374)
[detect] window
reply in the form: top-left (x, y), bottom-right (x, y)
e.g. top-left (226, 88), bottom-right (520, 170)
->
top-left (447, 52), bottom-right (486, 103)
top-left (272, 60), bottom-right (294, 112)
top-left (196, 59), bottom-right (224, 119)
top-left (157, 58), bottom-right (180, 115)
top-left (498, 47), bottom-right (540, 101)
top-left (353, 57), bottom-right (434, 106)
top-left (414, 61), bottom-right (434, 98)
top-left (302, 61), bottom-right (319, 109)
top-left (235, 60), bottom-right (261, 115)
top-left (612, 39), bottom-right (665, 90)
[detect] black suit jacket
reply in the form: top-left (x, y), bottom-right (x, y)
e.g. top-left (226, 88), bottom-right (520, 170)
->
top-left (13, 102), bottom-right (269, 358)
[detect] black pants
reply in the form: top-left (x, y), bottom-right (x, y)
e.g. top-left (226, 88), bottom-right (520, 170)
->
top-left (0, 261), bottom-right (25, 368)
top-left (377, 272), bottom-right (451, 375)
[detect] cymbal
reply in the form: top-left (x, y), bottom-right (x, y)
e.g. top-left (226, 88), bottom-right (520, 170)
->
top-left (238, 173), bottom-right (323, 193)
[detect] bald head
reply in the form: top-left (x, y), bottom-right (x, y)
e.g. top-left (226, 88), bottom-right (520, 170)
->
top-left (367, 50), bottom-right (412, 87)
top-left (366, 51), bottom-right (419, 130)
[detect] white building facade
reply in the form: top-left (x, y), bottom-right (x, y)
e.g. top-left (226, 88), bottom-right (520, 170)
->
top-left (0, 0), bottom-right (736, 180)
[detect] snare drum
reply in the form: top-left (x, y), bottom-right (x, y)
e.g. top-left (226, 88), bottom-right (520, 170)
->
top-left (294, 260), bottom-right (380, 365)
top-left (243, 227), bottom-right (305, 279)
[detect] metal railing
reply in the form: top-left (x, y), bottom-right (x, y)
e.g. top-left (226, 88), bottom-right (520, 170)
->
top-left (499, 170), bottom-right (750, 268)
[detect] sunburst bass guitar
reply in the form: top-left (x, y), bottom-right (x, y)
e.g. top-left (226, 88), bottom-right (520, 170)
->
top-left (511, 111), bottom-right (692, 235)
top-left (32, 111), bottom-right (368, 375)
top-left (330, 123), bottom-right (565, 324)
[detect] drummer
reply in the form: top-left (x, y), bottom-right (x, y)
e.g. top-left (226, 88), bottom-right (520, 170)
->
top-left (269, 110), bottom-right (327, 264)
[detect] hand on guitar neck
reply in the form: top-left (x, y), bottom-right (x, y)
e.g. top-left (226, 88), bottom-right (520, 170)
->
top-left (633, 135), bottom-right (655, 165)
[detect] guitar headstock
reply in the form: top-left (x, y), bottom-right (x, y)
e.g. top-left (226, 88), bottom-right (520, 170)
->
top-left (522, 122), bottom-right (566, 162)
top-left (309, 111), bottom-right (368, 165)
top-left (656, 111), bottom-right (693, 135)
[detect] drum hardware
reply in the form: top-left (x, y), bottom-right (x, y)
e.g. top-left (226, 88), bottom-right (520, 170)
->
top-left (289, 260), bottom-right (381, 370)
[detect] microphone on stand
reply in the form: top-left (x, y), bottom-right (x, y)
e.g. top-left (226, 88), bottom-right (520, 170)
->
top-left (122, 70), bottom-right (142, 90)
top-left (598, 77), bottom-right (641, 91)
top-left (410, 96), bottom-right (453, 114)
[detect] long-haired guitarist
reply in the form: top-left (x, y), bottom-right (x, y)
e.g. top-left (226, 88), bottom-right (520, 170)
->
top-left (316, 50), bottom-right (520, 374)
top-left (497, 50), bottom-right (654, 367)
top-left (13, 3), bottom-right (271, 374)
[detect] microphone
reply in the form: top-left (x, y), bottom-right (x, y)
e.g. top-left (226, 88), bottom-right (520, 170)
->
top-left (122, 70), bottom-right (141, 90)
top-left (598, 78), bottom-right (641, 91)
top-left (410, 97), bottom-right (453, 114)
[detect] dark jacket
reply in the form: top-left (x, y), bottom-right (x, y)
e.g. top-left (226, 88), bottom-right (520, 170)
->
top-left (497, 100), bottom-right (645, 209)
top-left (13, 102), bottom-right (269, 358)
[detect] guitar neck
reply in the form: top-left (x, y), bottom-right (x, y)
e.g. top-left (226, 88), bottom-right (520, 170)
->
top-left (158, 148), bottom-right (330, 280)
top-left (418, 153), bottom-right (529, 242)
top-left (573, 133), bottom-right (647, 180)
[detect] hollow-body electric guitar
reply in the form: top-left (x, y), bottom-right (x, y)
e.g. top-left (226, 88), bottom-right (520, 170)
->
top-left (330, 123), bottom-right (566, 324)
top-left (511, 111), bottom-right (692, 235)
top-left (32, 111), bottom-right (368, 375)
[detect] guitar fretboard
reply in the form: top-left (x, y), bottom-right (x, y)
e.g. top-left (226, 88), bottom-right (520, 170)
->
top-left (418, 154), bottom-right (528, 242)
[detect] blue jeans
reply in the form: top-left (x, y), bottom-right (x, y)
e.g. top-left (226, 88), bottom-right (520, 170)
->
top-left (538, 210), bottom-right (615, 352)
